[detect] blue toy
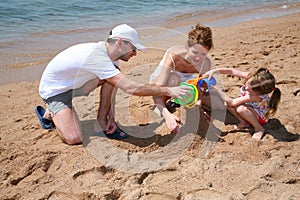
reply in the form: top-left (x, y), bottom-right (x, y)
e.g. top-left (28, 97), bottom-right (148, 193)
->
top-left (197, 77), bottom-right (216, 93)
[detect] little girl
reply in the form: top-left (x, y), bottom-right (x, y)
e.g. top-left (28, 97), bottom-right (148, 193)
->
top-left (205, 67), bottom-right (281, 140)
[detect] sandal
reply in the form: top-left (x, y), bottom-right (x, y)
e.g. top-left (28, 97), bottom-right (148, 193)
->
top-left (103, 129), bottom-right (129, 140)
top-left (34, 106), bottom-right (56, 130)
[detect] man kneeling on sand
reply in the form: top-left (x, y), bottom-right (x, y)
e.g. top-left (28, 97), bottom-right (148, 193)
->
top-left (35, 24), bottom-right (190, 145)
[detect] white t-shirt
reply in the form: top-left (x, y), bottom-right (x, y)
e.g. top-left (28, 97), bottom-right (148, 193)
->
top-left (39, 41), bottom-right (120, 99)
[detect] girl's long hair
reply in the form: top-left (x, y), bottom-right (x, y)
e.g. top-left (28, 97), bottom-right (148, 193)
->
top-left (245, 68), bottom-right (281, 119)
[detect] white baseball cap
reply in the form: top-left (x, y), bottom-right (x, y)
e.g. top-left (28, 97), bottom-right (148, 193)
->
top-left (108, 24), bottom-right (146, 50)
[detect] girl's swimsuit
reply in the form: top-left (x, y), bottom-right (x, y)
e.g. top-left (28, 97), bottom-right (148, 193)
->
top-left (240, 86), bottom-right (270, 125)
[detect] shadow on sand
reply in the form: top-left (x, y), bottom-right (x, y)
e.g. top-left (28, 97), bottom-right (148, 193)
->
top-left (81, 108), bottom-right (299, 148)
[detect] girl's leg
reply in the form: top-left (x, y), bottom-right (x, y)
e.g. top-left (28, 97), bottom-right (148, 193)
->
top-left (226, 106), bottom-right (249, 129)
top-left (236, 105), bottom-right (265, 139)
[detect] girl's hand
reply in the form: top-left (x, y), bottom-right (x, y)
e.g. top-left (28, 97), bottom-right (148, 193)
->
top-left (203, 69), bottom-right (217, 79)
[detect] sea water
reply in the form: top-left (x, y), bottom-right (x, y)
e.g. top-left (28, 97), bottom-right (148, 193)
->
top-left (0, 0), bottom-right (300, 83)
top-left (1, 0), bottom-right (300, 42)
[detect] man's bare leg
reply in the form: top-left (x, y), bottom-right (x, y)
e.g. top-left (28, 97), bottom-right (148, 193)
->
top-left (50, 78), bottom-right (104, 145)
top-left (52, 108), bottom-right (82, 145)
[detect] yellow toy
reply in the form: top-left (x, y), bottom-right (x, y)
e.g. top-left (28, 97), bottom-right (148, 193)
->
top-left (174, 76), bottom-right (216, 108)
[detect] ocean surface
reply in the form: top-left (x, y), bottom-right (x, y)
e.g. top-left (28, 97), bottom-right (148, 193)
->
top-left (0, 0), bottom-right (300, 83)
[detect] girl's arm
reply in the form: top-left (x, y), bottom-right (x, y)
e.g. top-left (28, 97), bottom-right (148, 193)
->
top-left (227, 94), bottom-right (261, 107)
top-left (212, 85), bottom-right (261, 107)
top-left (205, 68), bottom-right (250, 79)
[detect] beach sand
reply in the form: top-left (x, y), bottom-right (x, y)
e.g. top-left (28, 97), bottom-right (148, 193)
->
top-left (0, 13), bottom-right (300, 200)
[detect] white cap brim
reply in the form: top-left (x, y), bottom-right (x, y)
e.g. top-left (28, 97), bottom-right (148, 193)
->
top-left (133, 42), bottom-right (146, 51)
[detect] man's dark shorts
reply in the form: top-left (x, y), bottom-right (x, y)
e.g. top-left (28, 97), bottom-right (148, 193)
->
top-left (43, 86), bottom-right (88, 117)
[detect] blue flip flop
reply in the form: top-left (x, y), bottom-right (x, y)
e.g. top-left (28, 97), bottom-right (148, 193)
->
top-left (104, 129), bottom-right (129, 140)
top-left (34, 106), bottom-right (56, 130)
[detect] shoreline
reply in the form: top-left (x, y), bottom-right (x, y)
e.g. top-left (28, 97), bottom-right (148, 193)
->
top-left (1, 2), bottom-right (300, 85)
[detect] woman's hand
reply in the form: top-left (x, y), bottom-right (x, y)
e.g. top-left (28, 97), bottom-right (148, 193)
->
top-left (162, 108), bottom-right (181, 134)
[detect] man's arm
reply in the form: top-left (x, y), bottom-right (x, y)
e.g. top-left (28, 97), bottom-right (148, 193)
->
top-left (106, 87), bottom-right (118, 134)
top-left (106, 73), bottom-right (190, 97)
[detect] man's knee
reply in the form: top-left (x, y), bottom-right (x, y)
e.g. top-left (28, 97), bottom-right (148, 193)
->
top-left (80, 78), bottom-right (103, 96)
top-left (64, 135), bottom-right (82, 145)
top-left (58, 130), bottom-right (82, 145)
top-left (53, 109), bottom-right (82, 145)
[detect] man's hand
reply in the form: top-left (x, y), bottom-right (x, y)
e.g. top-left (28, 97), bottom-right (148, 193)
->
top-left (167, 85), bottom-right (192, 99)
top-left (106, 117), bottom-right (118, 134)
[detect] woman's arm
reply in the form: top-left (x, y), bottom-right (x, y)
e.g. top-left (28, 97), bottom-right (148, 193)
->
top-left (151, 52), bottom-right (174, 86)
top-left (150, 50), bottom-right (183, 133)
top-left (153, 96), bottom-right (181, 133)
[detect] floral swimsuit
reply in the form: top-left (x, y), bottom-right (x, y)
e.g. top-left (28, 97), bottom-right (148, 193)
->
top-left (240, 86), bottom-right (270, 124)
